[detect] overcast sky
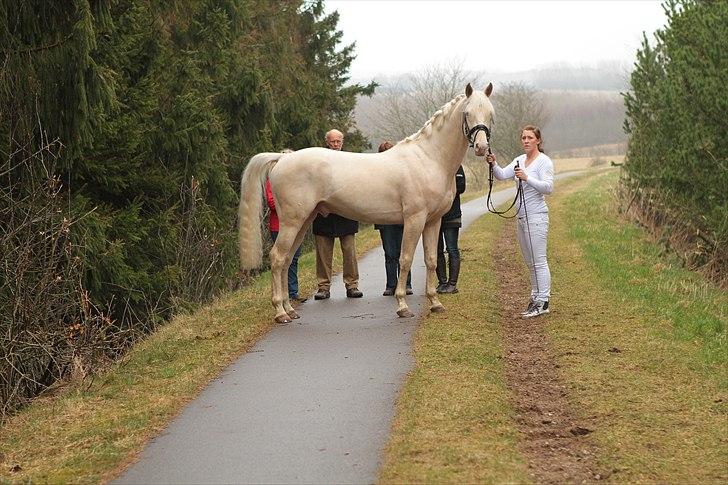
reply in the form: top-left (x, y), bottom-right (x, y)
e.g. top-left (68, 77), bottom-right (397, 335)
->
top-left (324, 0), bottom-right (668, 80)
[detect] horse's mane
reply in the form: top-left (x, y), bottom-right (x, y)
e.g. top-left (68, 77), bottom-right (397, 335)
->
top-left (402, 94), bottom-right (466, 144)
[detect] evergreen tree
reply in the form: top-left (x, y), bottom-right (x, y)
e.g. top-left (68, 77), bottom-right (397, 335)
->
top-left (1, 0), bottom-right (375, 410)
top-left (623, 0), bottom-right (727, 253)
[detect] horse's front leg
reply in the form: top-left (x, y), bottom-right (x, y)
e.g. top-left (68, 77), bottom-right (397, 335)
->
top-left (422, 218), bottom-right (445, 313)
top-left (396, 215), bottom-right (426, 318)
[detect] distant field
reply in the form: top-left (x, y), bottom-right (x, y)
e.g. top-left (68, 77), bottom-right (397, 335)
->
top-left (551, 142), bottom-right (627, 159)
top-left (553, 155), bottom-right (624, 173)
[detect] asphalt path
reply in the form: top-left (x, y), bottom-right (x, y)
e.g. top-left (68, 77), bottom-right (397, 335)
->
top-left (115, 184), bottom-right (529, 484)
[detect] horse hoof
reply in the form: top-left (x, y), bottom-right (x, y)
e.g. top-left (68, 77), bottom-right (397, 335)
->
top-left (274, 315), bottom-right (292, 324)
top-left (430, 304), bottom-right (446, 313)
top-left (287, 310), bottom-right (300, 319)
top-left (397, 309), bottom-right (415, 318)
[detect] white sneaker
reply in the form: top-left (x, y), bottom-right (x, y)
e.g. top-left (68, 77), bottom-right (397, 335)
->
top-left (522, 300), bottom-right (550, 319)
top-left (520, 299), bottom-right (535, 315)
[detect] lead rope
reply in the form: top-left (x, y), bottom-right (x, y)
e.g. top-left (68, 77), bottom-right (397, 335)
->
top-left (486, 155), bottom-right (522, 218)
top-left (465, 117), bottom-right (520, 218)
top-left (519, 166), bottom-right (541, 300)
top-left (488, 156), bottom-right (541, 302)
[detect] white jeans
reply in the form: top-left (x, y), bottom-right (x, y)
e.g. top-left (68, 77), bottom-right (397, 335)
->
top-left (517, 212), bottom-right (551, 302)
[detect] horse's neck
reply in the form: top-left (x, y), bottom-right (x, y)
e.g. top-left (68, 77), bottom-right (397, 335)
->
top-left (415, 99), bottom-right (468, 176)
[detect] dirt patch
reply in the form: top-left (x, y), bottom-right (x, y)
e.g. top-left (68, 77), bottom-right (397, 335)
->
top-left (494, 219), bottom-right (605, 483)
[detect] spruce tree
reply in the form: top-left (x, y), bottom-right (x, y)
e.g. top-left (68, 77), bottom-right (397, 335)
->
top-left (1, 0), bottom-right (377, 411)
top-left (623, 0), bottom-right (727, 266)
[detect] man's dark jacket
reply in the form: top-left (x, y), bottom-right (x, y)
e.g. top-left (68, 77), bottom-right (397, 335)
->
top-left (313, 213), bottom-right (359, 238)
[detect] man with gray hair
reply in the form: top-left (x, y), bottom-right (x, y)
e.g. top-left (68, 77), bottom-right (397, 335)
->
top-left (312, 129), bottom-right (363, 300)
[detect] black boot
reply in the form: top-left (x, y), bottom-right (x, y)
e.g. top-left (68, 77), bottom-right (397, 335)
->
top-left (441, 255), bottom-right (461, 294)
top-left (436, 252), bottom-right (448, 293)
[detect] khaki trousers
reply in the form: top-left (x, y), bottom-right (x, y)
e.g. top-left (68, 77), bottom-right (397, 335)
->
top-left (315, 234), bottom-right (359, 290)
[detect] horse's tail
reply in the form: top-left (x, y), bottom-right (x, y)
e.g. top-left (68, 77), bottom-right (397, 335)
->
top-left (238, 152), bottom-right (282, 270)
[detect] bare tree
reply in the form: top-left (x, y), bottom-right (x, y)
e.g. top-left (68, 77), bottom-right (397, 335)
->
top-left (361, 60), bottom-right (494, 187)
top-left (490, 82), bottom-right (548, 163)
top-left (365, 59), bottom-right (487, 142)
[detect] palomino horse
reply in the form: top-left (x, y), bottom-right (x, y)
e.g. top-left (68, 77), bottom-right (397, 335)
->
top-left (239, 83), bottom-right (494, 323)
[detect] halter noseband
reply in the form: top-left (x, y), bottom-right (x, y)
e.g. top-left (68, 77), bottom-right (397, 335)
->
top-left (462, 113), bottom-right (492, 153)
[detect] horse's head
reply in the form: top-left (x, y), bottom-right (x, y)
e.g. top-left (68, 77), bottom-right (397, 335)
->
top-left (462, 83), bottom-right (494, 157)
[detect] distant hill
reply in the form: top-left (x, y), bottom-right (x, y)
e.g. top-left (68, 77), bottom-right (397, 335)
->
top-left (508, 61), bottom-right (631, 91)
top-left (351, 61), bottom-right (632, 92)
top-left (352, 63), bottom-right (630, 155)
top-left (541, 90), bottom-right (626, 155)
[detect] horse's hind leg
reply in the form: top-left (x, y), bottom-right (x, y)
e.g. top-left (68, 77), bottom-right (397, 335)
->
top-left (422, 219), bottom-right (445, 313)
top-left (396, 214), bottom-right (426, 318)
top-left (270, 224), bottom-right (300, 323)
top-left (275, 211), bottom-right (317, 321)
top-left (281, 214), bottom-right (316, 319)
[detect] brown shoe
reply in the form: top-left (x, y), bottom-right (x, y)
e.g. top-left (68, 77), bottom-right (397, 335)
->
top-left (314, 289), bottom-right (330, 300)
top-left (382, 288), bottom-right (395, 296)
top-left (346, 287), bottom-right (363, 298)
top-left (406, 288), bottom-right (413, 295)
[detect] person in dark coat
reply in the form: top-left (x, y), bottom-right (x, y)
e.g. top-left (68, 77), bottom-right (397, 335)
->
top-left (374, 141), bottom-right (413, 296)
top-left (313, 129), bottom-right (363, 300)
top-left (436, 165), bottom-right (466, 294)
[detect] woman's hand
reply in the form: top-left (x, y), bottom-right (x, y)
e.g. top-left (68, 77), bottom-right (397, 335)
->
top-left (514, 166), bottom-right (528, 181)
top-left (486, 154), bottom-right (496, 165)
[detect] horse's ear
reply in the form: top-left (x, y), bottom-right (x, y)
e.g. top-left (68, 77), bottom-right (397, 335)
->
top-left (465, 83), bottom-right (473, 97)
top-left (485, 82), bottom-right (493, 97)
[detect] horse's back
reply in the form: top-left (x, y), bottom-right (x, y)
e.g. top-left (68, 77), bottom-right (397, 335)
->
top-left (268, 145), bottom-right (449, 225)
top-left (269, 148), bottom-right (397, 194)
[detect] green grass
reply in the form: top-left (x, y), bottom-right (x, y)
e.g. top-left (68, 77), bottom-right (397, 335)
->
top-left (564, 171), bottom-right (726, 367)
top-left (0, 276), bottom-right (278, 483)
top-left (548, 171), bottom-right (727, 483)
top-left (380, 170), bottom-right (727, 483)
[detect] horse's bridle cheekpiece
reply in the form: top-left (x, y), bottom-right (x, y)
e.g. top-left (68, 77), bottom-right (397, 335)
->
top-left (462, 113), bottom-right (491, 154)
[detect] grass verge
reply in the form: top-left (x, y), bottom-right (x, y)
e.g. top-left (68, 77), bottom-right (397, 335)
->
top-left (378, 206), bottom-right (529, 483)
top-left (563, 172), bottom-right (725, 366)
top-left (0, 225), bottom-right (383, 483)
top-left (548, 171), bottom-right (727, 482)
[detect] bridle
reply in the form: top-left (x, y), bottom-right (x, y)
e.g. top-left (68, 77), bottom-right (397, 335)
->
top-left (460, 110), bottom-right (520, 219)
top-left (470, 113), bottom-right (523, 219)
top-left (462, 113), bottom-right (491, 152)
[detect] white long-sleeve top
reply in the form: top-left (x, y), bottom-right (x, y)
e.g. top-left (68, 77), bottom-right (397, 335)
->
top-left (492, 152), bottom-right (554, 217)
